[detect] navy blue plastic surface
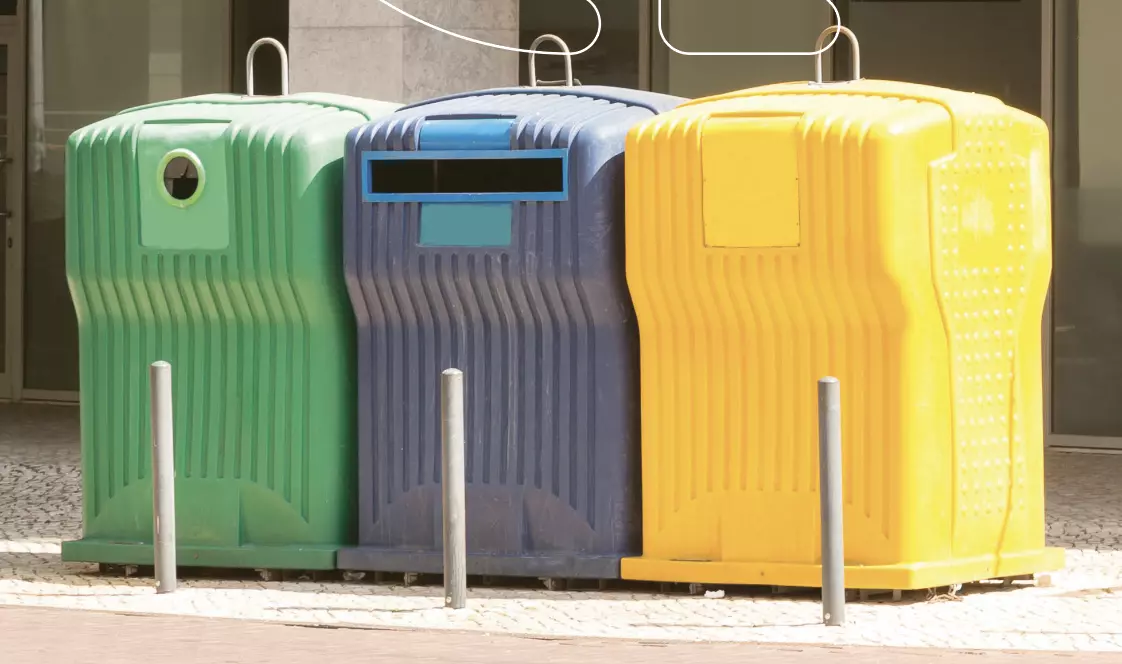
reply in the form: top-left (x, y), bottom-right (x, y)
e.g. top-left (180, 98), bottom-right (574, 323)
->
top-left (339, 87), bottom-right (685, 579)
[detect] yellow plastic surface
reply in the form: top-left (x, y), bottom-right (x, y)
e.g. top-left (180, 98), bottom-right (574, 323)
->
top-left (621, 79), bottom-right (1064, 590)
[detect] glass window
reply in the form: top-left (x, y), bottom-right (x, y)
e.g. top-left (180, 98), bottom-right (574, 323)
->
top-left (847, 0), bottom-right (1042, 116)
top-left (519, 0), bottom-right (639, 88)
top-left (24, 0), bottom-right (231, 392)
top-left (650, 0), bottom-right (1042, 109)
top-left (654, 0), bottom-right (833, 98)
top-left (1051, 0), bottom-right (1122, 438)
top-left (232, 0), bottom-right (288, 96)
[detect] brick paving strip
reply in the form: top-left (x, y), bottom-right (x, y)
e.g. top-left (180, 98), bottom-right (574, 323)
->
top-left (0, 606), bottom-right (1117, 664)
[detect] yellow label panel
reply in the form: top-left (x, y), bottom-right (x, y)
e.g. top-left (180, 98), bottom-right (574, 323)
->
top-left (701, 116), bottom-right (801, 248)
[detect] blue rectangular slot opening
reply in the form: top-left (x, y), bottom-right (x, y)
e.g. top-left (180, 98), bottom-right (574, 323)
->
top-left (362, 149), bottom-right (569, 203)
top-left (419, 203), bottom-right (512, 247)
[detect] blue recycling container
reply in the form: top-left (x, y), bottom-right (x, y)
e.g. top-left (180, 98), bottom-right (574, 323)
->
top-left (337, 86), bottom-right (684, 579)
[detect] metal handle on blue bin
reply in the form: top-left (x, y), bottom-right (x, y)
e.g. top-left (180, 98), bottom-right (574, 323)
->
top-left (247, 37), bottom-right (290, 96)
top-left (814, 25), bottom-right (860, 84)
top-left (529, 34), bottom-right (575, 88)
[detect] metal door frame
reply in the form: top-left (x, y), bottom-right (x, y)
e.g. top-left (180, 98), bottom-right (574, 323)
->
top-left (0, 11), bottom-right (25, 402)
top-left (1041, 0), bottom-right (1059, 448)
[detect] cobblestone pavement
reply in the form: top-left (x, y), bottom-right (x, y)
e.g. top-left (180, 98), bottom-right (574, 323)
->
top-left (4, 606), bottom-right (1120, 664)
top-left (1, 404), bottom-right (1121, 653)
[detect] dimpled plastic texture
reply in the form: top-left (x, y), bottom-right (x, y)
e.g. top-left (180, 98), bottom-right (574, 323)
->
top-left (621, 80), bottom-right (1064, 590)
top-left (339, 87), bottom-right (683, 579)
top-left (62, 92), bottom-right (401, 570)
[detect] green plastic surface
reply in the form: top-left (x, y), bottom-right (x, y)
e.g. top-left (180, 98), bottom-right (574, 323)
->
top-left (62, 93), bottom-right (402, 570)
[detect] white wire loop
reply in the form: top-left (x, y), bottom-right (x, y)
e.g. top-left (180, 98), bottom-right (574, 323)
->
top-left (375, 0), bottom-right (602, 56)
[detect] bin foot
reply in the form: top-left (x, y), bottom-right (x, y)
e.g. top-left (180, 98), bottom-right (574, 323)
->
top-left (256, 569), bottom-right (279, 582)
top-left (999, 573), bottom-right (1034, 586)
top-left (924, 584), bottom-right (963, 601)
top-left (856, 588), bottom-right (905, 602)
top-left (98, 563), bottom-right (141, 577)
top-left (541, 578), bottom-right (566, 592)
top-left (280, 570), bottom-right (315, 581)
top-left (688, 583), bottom-right (706, 596)
top-left (403, 572), bottom-right (420, 587)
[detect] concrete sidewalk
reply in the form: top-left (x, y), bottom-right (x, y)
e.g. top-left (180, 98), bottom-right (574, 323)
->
top-left (1, 606), bottom-right (1117, 664)
top-left (3, 404), bottom-right (1122, 652)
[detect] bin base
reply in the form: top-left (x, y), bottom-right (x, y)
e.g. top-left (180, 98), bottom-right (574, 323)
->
top-left (61, 538), bottom-right (338, 571)
top-left (620, 546), bottom-right (1065, 590)
top-left (337, 547), bottom-right (623, 579)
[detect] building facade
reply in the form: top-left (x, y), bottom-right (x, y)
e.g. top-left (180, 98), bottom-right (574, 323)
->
top-left (0, 0), bottom-right (1114, 450)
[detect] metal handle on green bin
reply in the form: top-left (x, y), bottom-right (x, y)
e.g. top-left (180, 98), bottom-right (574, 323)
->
top-left (247, 37), bottom-right (290, 96)
top-left (529, 34), bottom-right (576, 88)
top-left (814, 25), bottom-right (861, 84)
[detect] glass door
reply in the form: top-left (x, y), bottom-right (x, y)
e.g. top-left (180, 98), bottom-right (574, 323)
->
top-left (1048, 0), bottom-right (1122, 450)
top-left (20, 0), bottom-right (232, 401)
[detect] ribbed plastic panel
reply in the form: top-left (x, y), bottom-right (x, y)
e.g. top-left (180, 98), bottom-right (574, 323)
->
top-left (62, 93), bottom-right (401, 570)
top-left (620, 80), bottom-right (1063, 589)
top-left (339, 87), bottom-right (683, 579)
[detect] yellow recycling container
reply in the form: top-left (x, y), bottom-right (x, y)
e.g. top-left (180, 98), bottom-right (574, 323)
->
top-left (621, 47), bottom-right (1064, 590)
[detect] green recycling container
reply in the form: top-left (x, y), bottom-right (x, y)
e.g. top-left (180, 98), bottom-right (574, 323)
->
top-left (61, 92), bottom-right (401, 570)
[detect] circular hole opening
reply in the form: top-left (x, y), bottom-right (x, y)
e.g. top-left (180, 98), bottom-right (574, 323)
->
top-left (163, 156), bottom-right (200, 201)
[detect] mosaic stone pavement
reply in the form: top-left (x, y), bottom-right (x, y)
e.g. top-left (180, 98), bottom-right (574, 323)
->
top-left (1, 404), bottom-right (1120, 652)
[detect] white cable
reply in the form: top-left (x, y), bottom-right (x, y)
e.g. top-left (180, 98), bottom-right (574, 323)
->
top-left (377, 0), bottom-right (841, 58)
top-left (374, 0), bottom-right (602, 56)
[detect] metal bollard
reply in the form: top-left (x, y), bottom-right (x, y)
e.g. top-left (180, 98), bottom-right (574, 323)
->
top-left (818, 376), bottom-right (844, 626)
top-left (150, 361), bottom-right (177, 594)
top-left (441, 368), bottom-right (468, 609)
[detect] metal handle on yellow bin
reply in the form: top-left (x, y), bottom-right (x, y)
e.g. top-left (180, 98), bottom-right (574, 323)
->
top-left (529, 34), bottom-right (576, 88)
top-left (247, 37), bottom-right (290, 96)
top-left (814, 25), bottom-right (861, 84)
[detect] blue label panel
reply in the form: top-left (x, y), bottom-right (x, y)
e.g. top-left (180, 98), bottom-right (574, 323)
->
top-left (419, 203), bottom-right (513, 247)
top-left (418, 118), bottom-right (515, 151)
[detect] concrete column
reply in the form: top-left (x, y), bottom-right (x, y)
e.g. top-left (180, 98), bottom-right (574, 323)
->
top-left (289, 0), bottom-right (519, 103)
